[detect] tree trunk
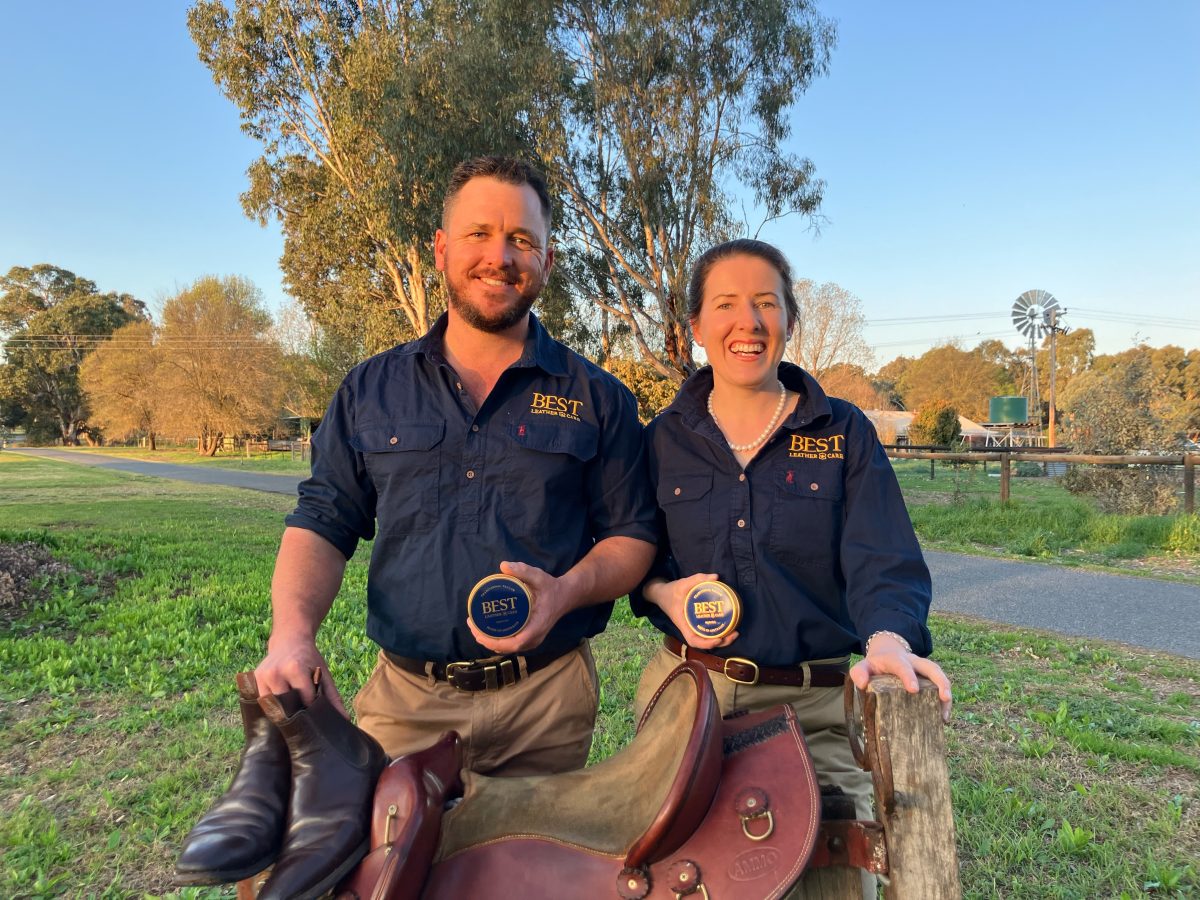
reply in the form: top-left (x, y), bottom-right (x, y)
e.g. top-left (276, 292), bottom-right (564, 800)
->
top-left (148, 432), bottom-right (157, 451)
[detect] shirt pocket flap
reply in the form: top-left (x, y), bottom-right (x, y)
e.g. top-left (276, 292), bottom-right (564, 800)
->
top-left (507, 421), bottom-right (598, 461)
top-left (776, 462), bottom-right (844, 501)
top-left (657, 471), bottom-right (713, 506)
top-left (351, 420), bottom-right (445, 453)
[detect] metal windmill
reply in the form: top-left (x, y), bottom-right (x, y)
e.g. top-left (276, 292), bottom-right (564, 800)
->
top-left (1011, 289), bottom-right (1064, 439)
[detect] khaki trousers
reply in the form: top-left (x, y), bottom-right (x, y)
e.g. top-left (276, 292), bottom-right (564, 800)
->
top-left (353, 641), bottom-right (599, 777)
top-left (635, 647), bottom-right (876, 899)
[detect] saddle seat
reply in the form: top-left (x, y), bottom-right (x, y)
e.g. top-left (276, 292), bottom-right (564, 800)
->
top-left (435, 659), bottom-right (723, 867)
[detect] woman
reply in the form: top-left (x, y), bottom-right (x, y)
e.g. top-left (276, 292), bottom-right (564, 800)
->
top-left (632, 239), bottom-right (951, 895)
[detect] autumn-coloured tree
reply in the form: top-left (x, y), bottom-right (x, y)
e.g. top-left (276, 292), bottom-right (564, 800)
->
top-left (157, 277), bottom-right (283, 455)
top-left (818, 363), bottom-right (883, 410)
top-left (894, 344), bottom-right (1009, 421)
top-left (79, 321), bottom-right (163, 448)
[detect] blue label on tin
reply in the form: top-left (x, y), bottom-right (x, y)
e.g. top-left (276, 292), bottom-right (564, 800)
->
top-left (470, 576), bottom-right (531, 638)
top-left (684, 583), bottom-right (738, 639)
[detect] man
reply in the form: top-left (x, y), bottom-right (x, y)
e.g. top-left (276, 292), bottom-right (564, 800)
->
top-left (255, 156), bottom-right (657, 775)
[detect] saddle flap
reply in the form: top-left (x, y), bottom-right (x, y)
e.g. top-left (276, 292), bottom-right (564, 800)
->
top-left (336, 731), bottom-right (463, 900)
top-left (623, 660), bottom-right (722, 868)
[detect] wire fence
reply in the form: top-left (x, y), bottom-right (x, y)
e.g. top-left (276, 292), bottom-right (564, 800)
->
top-left (885, 448), bottom-right (1197, 513)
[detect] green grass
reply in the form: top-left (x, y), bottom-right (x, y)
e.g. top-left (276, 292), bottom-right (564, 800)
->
top-left (1, 454), bottom-right (1197, 898)
top-left (892, 459), bottom-right (1200, 580)
top-left (50, 446), bottom-right (311, 475)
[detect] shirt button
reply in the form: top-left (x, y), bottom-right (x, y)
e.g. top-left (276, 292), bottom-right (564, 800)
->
top-left (810, 482), bottom-right (819, 491)
top-left (737, 518), bottom-right (746, 528)
top-left (466, 470), bottom-right (476, 479)
top-left (674, 487), bottom-right (681, 496)
top-left (471, 424), bottom-right (479, 432)
top-left (389, 436), bottom-right (398, 445)
top-left (738, 473), bottom-right (746, 482)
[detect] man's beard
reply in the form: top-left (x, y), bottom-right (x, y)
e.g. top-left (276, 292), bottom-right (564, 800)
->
top-left (445, 269), bottom-right (540, 334)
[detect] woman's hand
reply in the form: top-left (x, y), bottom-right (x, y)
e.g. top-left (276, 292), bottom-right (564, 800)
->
top-left (849, 632), bottom-right (953, 723)
top-left (643, 573), bottom-right (739, 651)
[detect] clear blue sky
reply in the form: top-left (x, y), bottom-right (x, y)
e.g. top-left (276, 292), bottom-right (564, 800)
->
top-left (2, 1), bottom-right (1197, 363)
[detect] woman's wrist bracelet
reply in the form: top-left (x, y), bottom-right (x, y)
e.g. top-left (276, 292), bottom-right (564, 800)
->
top-left (865, 630), bottom-right (913, 656)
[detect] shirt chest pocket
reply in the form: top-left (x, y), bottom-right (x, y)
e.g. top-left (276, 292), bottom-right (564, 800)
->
top-left (352, 420), bottom-right (444, 536)
top-left (769, 461), bottom-right (844, 565)
top-left (501, 421), bottom-right (599, 536)
top-left (657, 471), bottom-right (714, 574)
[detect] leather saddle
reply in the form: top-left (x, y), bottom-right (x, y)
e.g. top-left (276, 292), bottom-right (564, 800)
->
top-left (335, 660), bottom-right (823, 899)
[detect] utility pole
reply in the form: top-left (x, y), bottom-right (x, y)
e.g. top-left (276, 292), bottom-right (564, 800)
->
top-left (1046, 308), bottom-right (1068, 448)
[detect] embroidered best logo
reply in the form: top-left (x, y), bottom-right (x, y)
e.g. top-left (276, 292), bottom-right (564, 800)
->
top-left (788, 434), bottom-right (844, 460)
top-left (529, 392), bottom-right (584, 422)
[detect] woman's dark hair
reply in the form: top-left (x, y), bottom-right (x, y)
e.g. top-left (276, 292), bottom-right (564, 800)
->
top-left (686, 239), bottom-right (798, 326)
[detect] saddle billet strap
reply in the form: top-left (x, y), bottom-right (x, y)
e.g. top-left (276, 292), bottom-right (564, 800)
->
top-left (383, 644), bottom-right (571, 692)
top-left (664, 636), bottom-right (848, 687)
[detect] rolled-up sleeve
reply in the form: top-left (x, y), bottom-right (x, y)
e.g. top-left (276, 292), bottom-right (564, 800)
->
top-left (839, 413), bottom-right (932, 656)
top-left (284, 377), bottom-right (376, 560)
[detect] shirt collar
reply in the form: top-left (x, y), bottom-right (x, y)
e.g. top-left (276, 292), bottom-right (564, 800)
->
top-left (407, 311), bottom-right (570, 377)
top-left (666, 361), bottom-right (833, 430)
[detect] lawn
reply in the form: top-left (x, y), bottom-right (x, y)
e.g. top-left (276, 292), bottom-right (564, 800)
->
top-left (0, 454), bottom-right (1196, 898)
top-left (891, 459), bottom-right (1200, 582)
top-left (62, 446), bottom-right (311, 475)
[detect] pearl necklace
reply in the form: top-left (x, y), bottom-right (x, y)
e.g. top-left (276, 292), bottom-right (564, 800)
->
top-left (708, 380), bottom-right (787, 452)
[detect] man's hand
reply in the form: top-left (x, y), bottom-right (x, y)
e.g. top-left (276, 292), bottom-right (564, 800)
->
top-left (643, 573), bottom-right (739, 651)
top-left (469, 560), bottom-right (568, 655)
top-left (254, 634), bottom-right (349, 719)
top-left (849, 632), bottom-right (953, 724)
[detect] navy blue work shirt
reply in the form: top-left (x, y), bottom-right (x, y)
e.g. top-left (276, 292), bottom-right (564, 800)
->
top-left (631, 363), bottom-right (932, 665)
top-left (286, 313), bottom-right (656, 662)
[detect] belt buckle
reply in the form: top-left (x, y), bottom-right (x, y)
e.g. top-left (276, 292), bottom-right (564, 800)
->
top-left (723, 656), bottom-right (760, 686)
top-left (446, 659), bottom-right (516, 692)
top-left (445, 661), bottom-right (475, 692)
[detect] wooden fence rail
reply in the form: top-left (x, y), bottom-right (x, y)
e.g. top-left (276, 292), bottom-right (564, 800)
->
top-left (886, 450), bottom-right (1198, 512)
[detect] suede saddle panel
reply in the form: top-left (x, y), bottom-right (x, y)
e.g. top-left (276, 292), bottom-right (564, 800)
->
top-left (430, 660), bottom-right (721, 868)
top-left (420, 662), bottom-right (822, 899)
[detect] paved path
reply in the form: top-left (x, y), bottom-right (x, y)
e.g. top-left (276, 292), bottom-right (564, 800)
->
top-left (12, 448), bottom-right (1200, 658)
top-left (12, 447), bottom-right (303, 495)
top-left (926, 551), bottom-right (1198, 659)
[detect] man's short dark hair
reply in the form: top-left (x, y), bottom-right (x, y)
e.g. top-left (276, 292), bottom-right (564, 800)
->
top-left (443, 156), bottom-right (553, 233)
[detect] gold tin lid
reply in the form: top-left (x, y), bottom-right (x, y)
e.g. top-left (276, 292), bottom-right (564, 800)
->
top-left (467, 573), bottom-right (533, 639)
top-left (683, 580), bottom-right (741, 640)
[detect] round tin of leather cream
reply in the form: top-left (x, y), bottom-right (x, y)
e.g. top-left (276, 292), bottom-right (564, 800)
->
top-left (683, 580), bottom-right (741, 640)
top-left (467, 574), bottom-right (532, 639)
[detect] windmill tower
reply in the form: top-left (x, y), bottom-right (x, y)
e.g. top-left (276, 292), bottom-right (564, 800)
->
top-left (1011, 289), bottom-right (1060, 429)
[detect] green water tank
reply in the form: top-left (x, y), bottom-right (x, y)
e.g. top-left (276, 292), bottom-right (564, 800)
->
top-left (989, 396), bottom-right (1028, 423)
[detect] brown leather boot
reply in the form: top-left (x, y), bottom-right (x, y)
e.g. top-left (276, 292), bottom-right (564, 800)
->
top-left (174, 671), bottom-right (291, 885)
top-left (256, 678), bottom-right (388, 900)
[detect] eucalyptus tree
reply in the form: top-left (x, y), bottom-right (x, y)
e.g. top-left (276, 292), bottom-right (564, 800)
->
top-left (188, 0), bottom-right (566, 353)
top-left (0, 264), bottom-right (145, 444)
top-left (545, 0), bottom-right (836, 381)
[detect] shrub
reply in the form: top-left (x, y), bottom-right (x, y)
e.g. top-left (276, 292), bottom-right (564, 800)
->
top-left (908, 399), bottom-right (962, 447)
top-left (1063, 466), bottom-right (1178, 515)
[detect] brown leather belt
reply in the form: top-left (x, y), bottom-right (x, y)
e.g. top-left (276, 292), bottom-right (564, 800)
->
top-left (664, 635), bottom-right (848, 688)
top-left (383, 645), bottom-right (572, 692)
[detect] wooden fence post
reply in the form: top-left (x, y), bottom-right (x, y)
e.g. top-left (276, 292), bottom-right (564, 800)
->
top-left (865, 676), bottom-right (961, 900)
top-left (999, 452), bottom-right (1010, 503)
top-left (1185, 454), bottom-right (1195, 515)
